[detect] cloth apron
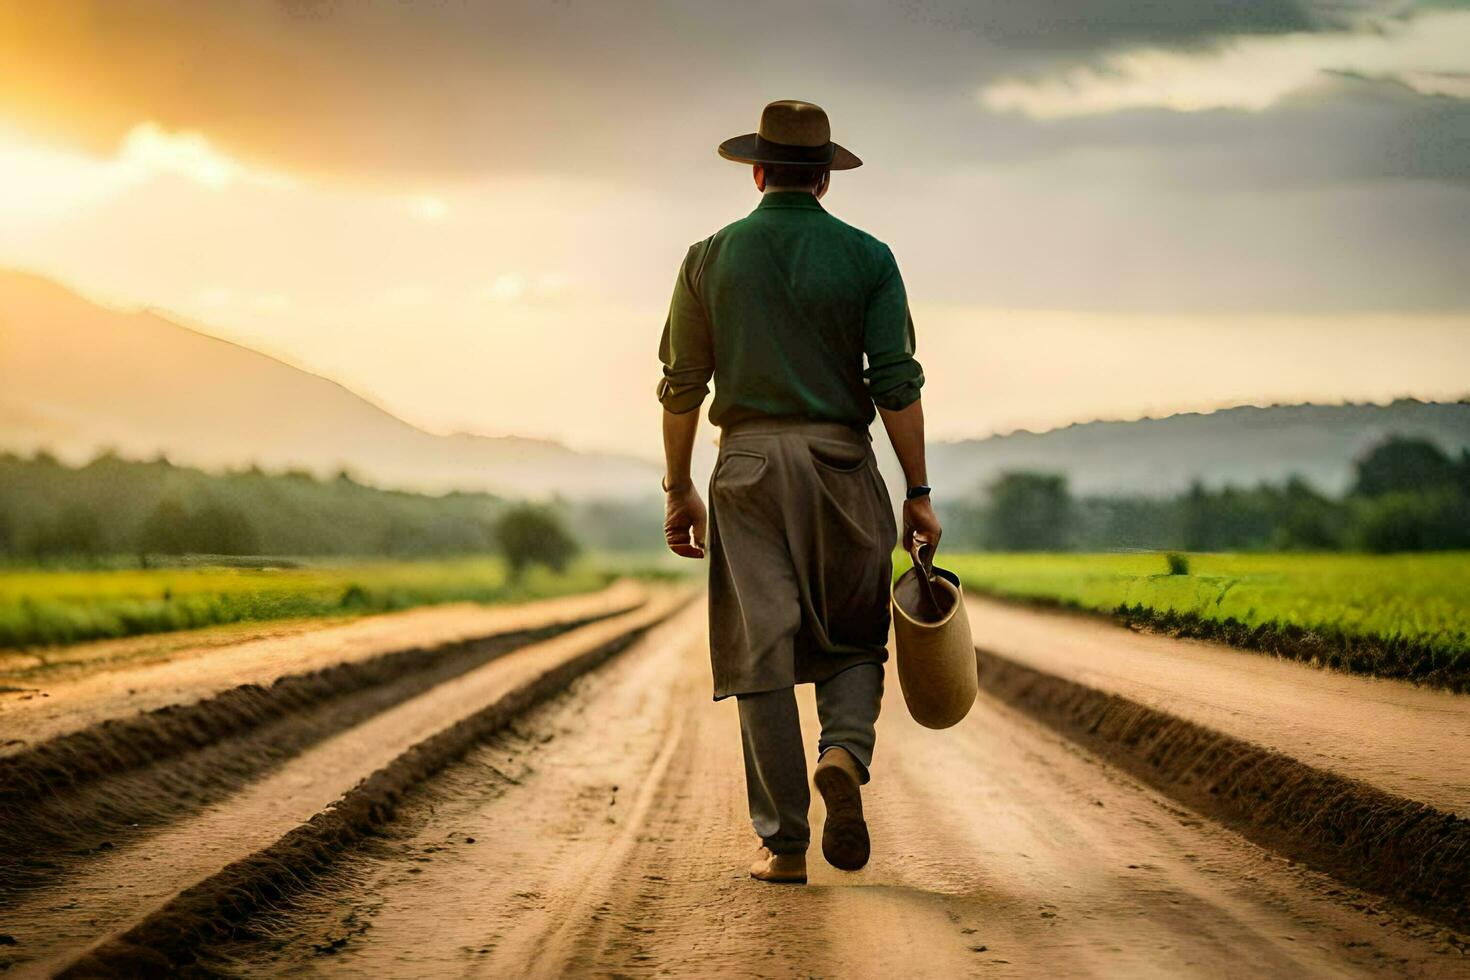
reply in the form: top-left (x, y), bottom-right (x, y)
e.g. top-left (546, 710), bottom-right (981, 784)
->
top-left (705, 417), bottom-right (897, 700)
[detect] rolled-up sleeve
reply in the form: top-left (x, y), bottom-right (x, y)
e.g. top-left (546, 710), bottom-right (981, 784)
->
top-left (655, 241), bottom-right (715, 415)
top-left (862, 244), bottom-right (924, 411)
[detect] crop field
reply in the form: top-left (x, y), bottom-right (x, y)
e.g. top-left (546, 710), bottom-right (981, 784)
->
top-left (0, 557), bottom-right (615, 649)
top-left (937, 551), bottom-right (1470, 690)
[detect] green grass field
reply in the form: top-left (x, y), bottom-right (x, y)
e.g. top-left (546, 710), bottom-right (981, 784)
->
top-left (0, 557), bottom-right (615, 649)
top-left (934, 551), bottom-right (1470, 689)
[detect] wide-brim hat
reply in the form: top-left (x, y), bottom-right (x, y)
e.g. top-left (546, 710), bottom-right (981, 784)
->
top-left (718, 99), bottom-right (862, 171)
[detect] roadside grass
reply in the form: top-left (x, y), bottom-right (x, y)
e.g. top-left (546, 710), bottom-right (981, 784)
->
top-left (0, 557), bottom-right (617, 650)
top-left (932, 552), bottom-right (1470, 692)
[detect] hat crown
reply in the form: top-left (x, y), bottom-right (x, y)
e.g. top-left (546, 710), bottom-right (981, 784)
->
top-left (757, 100), bottom-right (830, 149)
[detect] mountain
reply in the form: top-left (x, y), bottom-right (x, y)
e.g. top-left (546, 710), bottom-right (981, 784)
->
top-left (913, 400), bottom-right (1470, 499)
top-left (0, 271), bottom-right (659, 500)
top-left (6, 270), bottom-right (1465, 505)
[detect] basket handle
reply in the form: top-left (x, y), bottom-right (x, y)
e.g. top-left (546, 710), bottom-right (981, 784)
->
top-left (909, 536), bottom-right (942, 617)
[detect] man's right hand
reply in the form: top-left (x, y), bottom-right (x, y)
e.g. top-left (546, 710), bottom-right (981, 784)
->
top-left (663, 485), bottom-right (708, 559)
top-left (902, 495), bottom-right (942, 554)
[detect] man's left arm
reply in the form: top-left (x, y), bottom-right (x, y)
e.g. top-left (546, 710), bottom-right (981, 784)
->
top-left (863, 245), bottom-right (940, 551)
top-left (862, 244), bottom-right (924, 413)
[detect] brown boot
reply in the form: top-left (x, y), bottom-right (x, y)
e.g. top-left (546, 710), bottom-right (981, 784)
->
top-left (814, 746), bottom-right (870, 871)
top-left (749, 847), bottom-right (807, 884)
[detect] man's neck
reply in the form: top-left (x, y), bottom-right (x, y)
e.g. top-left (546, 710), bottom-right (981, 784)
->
top-left (763, 186), bottom-right (816, 195)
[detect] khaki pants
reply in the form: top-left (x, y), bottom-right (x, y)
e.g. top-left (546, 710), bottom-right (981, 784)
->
top-left (737, 663), bottom-right (883, 855)
top-left (706, 418), bottom-right (897, 701)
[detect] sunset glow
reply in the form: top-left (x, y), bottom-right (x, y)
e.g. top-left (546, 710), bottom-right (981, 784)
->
top-left (1, 1), bottom-right (1466, 459)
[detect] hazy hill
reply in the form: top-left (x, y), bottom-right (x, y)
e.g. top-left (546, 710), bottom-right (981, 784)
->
top-left (5, 270), bottom-right (1466, 505)
top-left (0, 271), bottom-right (659, 500)
top-left (916, 400), bottom-right (1470, 499)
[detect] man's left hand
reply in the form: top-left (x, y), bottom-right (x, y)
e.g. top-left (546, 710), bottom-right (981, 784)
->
top-left (902, 495), bottom-right (942, 554)
top-left (664, 485), bottom-right (708, 559)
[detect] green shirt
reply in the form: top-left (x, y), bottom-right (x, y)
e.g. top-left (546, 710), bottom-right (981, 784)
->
top-left (656, 191), bottom-right (923, 428)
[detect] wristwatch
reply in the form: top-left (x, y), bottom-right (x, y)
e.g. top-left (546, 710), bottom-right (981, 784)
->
top-left (905, 484), bottom-right (932, 501)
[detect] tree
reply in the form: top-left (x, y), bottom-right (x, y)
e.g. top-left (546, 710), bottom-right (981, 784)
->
top-left (0, 506), bottom-right (14, 557)
top-left (1178, 481), bottom-right (1277, 551)
top-left (190, 502), bottom-right (259, 555)
top-left (942, 494), bottom-right (990, 552)
top-left (983, 472), bottom-right (1072, 551)
top-left (136, 499), bottom-right (191, 556)
top-left (1351, 491), bottom-right (1470, 553)
top-left (1352, 437), bottom-right (1458, 498)
top-left (1074, 495), bottom-right (1177, 551)
top-left (1270, 477), bottom-right (1345, 551)
top-left (494, 504), bottom-right (580, 576)
top-left (33, 504), bottom-right (105, 558)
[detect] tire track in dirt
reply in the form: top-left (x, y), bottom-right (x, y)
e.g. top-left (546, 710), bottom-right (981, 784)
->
top-left (842, 691), bottom-right (1462, 977)
top-left (0, 585), bottom-right (644, 906)
top-left (4, 597), bottom-right (684, 977)
top-left (184, 598), bottom-right (1466, 978)
top-left (544, 634), bottom-right (837, 979)
top-left (0, 611), bottom-right (617, 902)
top-left (199, 604), bottom-right (832, 978)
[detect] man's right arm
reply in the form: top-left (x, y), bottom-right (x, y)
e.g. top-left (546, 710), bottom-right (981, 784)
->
top-left (656, 241), bottom-right (715, 558)
top-left (656, 241), bottom-right (715, 415)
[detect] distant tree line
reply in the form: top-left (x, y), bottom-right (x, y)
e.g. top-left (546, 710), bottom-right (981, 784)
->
top-left (946, 436), bottom-right (1470, 553)
top-left (0, 451), bottom-right (606, 571)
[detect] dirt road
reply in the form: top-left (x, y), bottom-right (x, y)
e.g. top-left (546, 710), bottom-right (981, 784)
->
top-left (185, 601), bottom-right (1463, 978)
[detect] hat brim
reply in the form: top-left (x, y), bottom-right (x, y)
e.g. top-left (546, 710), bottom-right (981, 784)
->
top-left (717, 133), bottom-right (863, 170)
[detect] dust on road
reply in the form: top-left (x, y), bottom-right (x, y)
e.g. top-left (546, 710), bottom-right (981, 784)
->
top-left (203, 601), bottom-right (1463, 978)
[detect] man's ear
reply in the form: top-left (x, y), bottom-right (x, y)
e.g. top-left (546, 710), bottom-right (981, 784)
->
top-left (752, 164), bottom-right (766, 192)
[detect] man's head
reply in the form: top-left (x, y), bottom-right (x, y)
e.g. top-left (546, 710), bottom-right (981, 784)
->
top-left (719, 100), bottom-right (860, 200)
top-left (753, 163), bottom-right (830, 198)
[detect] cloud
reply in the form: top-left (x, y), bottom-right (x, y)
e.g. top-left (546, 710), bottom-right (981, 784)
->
top-left (0, 120), bottom-right (294, 228)
top-left (959, 72), bottom-right (1470, 187)
top-left (119, 123), bottom-right (294, 189)
top-left (406, 195), bottom-right (448, 221)
top-left (898, 0), bottom-right (1400, 53)
top-left (2, 0), bottom-right (1467, 323)
top-left (979, 10), bottom-right (1470, 117)
top-left (0, 0), bottom-right (1449, 184)
top-left (485, 274), bottom-right (525, 303)
top-left (0, 1), bottom-right (776, 180)
top-left (1385, 69), bottom-right (1470, 99)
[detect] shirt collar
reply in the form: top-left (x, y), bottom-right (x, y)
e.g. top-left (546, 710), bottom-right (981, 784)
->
top-left (755, 191), bottom-right (825, 212)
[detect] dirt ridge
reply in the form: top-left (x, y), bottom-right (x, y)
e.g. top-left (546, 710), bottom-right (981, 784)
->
top-left (977, 646), bottom-right (1470, 933)
top-left (0, 609), bottom-right (630, 901)
top-left (971, 589), bottom-right (1469, 693)
top-left (56, 604), bottom-right (685, 977)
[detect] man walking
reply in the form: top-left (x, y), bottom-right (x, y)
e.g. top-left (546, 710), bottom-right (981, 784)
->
top-left (657, 100), bottom-right (941, 884)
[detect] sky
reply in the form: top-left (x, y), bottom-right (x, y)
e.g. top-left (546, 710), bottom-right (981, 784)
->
top-left (1, 0), bottom-right (1467, 459)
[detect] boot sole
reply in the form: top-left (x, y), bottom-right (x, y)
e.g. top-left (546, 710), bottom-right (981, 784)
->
top-left (814, 763), bottom-right (870, 871)
top-left (750, 871), bottom-right (808, 885)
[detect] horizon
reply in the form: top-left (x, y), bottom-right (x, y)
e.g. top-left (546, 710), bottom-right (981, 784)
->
top-left (6, 263), bottom-right (1469, 461)
top-left (7, 265), bottom-right (1469, 467)
top-left (3, 1), bottom-right (1468, 460)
